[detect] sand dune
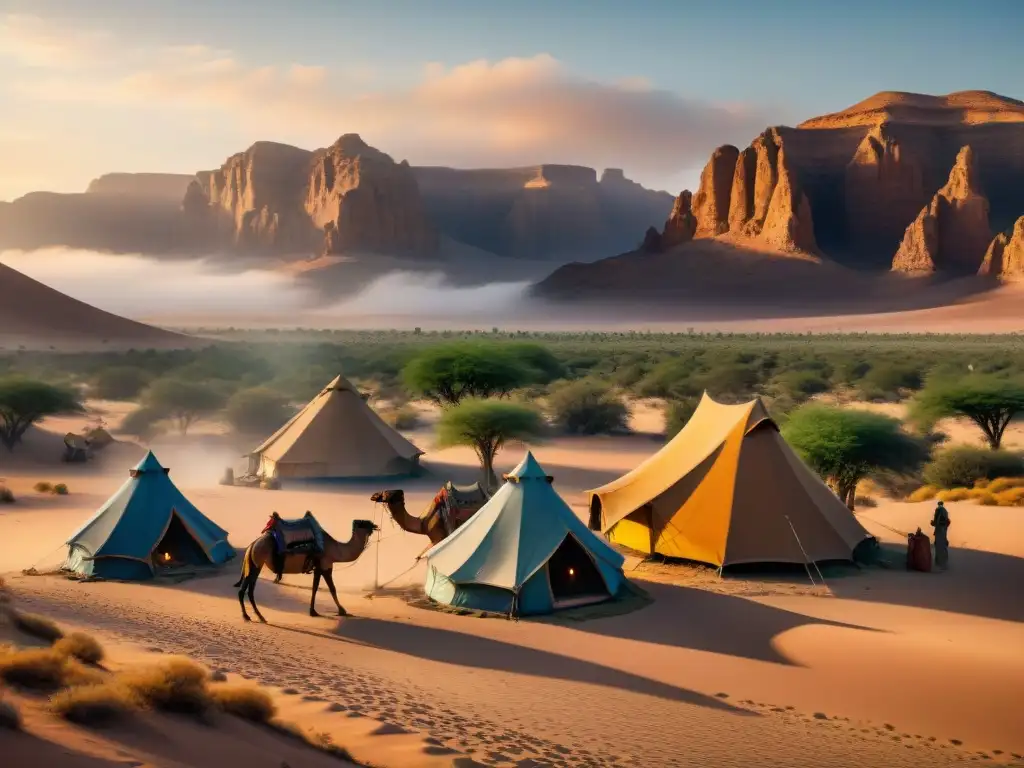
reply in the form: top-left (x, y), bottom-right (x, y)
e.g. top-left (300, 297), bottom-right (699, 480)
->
top-left (0, 261), bottom-right (194, 351)
top-left (2, 412), bottom-right (1022, 767)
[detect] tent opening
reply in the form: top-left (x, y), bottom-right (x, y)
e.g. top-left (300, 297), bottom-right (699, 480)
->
top-left (152, 512), bottom-right (212, 570)
top-left (547, 534), bottom-right (608, 606)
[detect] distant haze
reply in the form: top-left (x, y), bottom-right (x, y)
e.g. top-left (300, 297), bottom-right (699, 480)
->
top-left (0, 249), bottom-right (532, 328)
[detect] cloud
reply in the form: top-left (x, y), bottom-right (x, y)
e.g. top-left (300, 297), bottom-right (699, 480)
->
top-left (1, 14), bottom-right (777, 184)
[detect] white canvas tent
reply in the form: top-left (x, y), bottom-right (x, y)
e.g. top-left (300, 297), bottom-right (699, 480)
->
top-left (248, 375), bottom-right (423, 480)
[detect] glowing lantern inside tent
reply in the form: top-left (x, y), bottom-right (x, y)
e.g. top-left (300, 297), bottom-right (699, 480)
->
top-left (162, 552), bottom-right (171, 562)
top-left (568, 568), bottom-right (575, 577)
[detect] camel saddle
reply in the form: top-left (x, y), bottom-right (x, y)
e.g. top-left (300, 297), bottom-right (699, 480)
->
top-left (268, 511), bottom-right (325, 555)
top-left (435, 481), bottom-right (490, 534)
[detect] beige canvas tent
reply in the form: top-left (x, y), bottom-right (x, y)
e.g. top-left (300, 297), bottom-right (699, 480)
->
top-left (247, 375), bottom-right (423, 480)
top-left (587, 393), bottom-right (872, 567)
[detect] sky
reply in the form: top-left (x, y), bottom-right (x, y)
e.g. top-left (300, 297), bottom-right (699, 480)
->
top-left (1, 0), bottom-right (1022, 201)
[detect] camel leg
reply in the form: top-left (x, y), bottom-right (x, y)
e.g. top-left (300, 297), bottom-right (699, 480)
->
top-left (310, 569), bottom-right (322, 617)
top-left (322, 569), bottom-right (347, 616)
top-left (238, 576), bottom-right (251, 622)
top-left (247, 565), bottom-right (267, 624)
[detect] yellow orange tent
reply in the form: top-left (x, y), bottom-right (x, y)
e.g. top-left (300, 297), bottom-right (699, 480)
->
top-left (587, 393), bottom-right (871, 567)
top-left (247, 375), bottom-right (423, 480)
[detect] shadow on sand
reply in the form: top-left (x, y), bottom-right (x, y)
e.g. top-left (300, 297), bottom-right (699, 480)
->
top-left (330, 615), bottom-right (753, 714)
top-left (825, 543), bottom-right (1024, 624)
top-left (541, 580), bottom-right (881, 665)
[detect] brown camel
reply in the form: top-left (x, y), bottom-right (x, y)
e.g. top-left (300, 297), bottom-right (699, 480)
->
top-left (233, 519), bottom-right (378, 622)
top-left (370, 489), bottom-right (448, 545)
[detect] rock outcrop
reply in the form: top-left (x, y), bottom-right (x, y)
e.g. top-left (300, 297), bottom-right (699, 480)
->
top-left (661, 190), bottom-right (697, 248)
top-left (759, 147), bottom-right (818, 253)
top-left (306, 134), bottom-right (438, 255)
top-left (844, 124), bottom-right (927, 250)
top-left (692, 145), bottom-right (739, 237)
top-left (979, 216), bottom-right (1024, 280)
top-left (530, 90), bottom-right (1024, 306)
top-left (891, 146), bottom-right (992, 273)
top-left (187, 135), bottom-right (437, 257)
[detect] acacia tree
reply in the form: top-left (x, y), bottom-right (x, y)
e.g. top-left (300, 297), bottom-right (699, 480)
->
top-left (0, 377), bottom-right (83, 450)
top-left (909, 376), bottom-right (1024, 449)
top-left (402, 343), bottom-right (534, 406)
top-left (436, 399), bottom-right (544, 490)
top-left (782, 404), bottom-right (928, 510)
top-left (143, 378), bottom-right (226, 435)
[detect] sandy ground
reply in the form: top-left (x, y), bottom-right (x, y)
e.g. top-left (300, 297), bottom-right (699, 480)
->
top-left (1, 406), bottom-right (1023, 767)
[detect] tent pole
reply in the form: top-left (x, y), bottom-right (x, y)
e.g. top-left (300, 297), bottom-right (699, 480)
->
top-left (784, 514), bottom-right (822, 588)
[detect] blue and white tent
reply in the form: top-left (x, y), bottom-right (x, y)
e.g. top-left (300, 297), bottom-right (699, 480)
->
top-left (63, 451), bottom-right (235, 580)
top-left (423, 451), bottom-right (627, 616)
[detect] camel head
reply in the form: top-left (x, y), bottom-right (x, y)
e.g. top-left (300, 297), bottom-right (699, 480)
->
top-left (370, 490), bottom-right (404, 505)
top-left (352, 519), bottom-right (380, 534)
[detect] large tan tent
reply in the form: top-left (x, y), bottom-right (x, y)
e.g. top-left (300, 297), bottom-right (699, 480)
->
top-left (247, 375), bottom-right (423, 480)
top-left (587, 393), bottom-right (872, 567)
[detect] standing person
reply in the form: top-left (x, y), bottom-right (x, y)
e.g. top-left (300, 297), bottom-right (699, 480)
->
top-left (931, 500), bottom-right (951, 569)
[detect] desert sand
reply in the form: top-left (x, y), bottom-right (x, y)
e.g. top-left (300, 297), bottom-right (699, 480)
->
top-left (1, 404), bottom-right (1023, 767)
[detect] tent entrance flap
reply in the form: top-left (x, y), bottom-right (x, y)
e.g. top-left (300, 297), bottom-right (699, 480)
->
top-left (547, 534), bottom-right (609, 603)
top-left (152, 513), bottom-right (213, 569)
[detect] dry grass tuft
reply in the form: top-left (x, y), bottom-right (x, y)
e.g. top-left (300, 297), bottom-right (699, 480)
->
top-left (54, 632), bottom-right (105, 665)
top-left (50, 682), bottom-right (138, 726)
top-left (907, 485), bottom-right (938, 502)
top-left (985, 477), bottom-right (1024, 494)
top-left (854, 495), bottom-right (877, 508)
top-left (209, 682), bottom-right (276, 723)
top-left (974, 491), bottom-right (999, 506)
top-left (33, 481), bottom-right (53, 493)
top-left (0, 484), bottom-right (14, 504)
top-left (270, 720), bottom-right (357, 762)
top-left (11, 610), bottom-right (64, 643)
top-left (993, 487), bottom-right (1024, 507)
top-left (935, 487), bottom-right (972, 503)
top-left (0, 697), bottom-right (21, 730)
top-left (118, 657), bottom-right (211, 716)
top-left (0, 648), bottom-right (69, 690)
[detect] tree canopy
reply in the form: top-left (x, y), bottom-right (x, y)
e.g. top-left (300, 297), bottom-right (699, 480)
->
top-left (909, 375), bottom-right (1024, 449)
top-left (224, 387), bottom-right (294, 435)
top-left (782, 403), bottom-right (927, 509)
top-left (402, 342), bottom-right (535, 406)
top-left (143, 378), bottom-right (226, 435)
top-left (0, 377), bottom-right (83, 450)
top-left (436, 398), bottom-right (544, 490)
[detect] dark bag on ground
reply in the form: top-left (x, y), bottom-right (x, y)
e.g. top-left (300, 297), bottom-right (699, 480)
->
top-left (906, 529), bottom-right (932, 573)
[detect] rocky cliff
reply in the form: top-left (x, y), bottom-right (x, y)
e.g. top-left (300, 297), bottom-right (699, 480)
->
top-left (85, 173), bottom-right (196, 202)
top-left (891, 146), bottom-right (992, 273)
top-left (533, 90), bottom-right (1024, 304)
top-left (412, 165), bottom-right (673, 260)
top-left (979, 216), bottom-right (1024, 280)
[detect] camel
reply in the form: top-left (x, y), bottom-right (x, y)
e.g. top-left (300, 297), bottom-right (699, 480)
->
top-left (370, 483), bottom-right (489, 545)
top-left (233, 518), bottom-right (378, 623)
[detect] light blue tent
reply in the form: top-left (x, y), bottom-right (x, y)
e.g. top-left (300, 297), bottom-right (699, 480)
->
top-left (63, 451), bottom-right (235, 580)
top-left (423, 451), bottom-right (627, 616)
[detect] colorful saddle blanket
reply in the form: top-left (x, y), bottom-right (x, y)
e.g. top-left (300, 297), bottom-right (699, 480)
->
top-left (269, 512), bottom-right (325, 554)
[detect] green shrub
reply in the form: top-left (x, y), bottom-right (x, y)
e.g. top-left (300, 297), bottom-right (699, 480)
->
top-left (664, 397), bottom-right (699, 438)
top-left (922, 446), bottom-right (1024, 489)
top-left (118, 406), bottom-right (166, 440)
top-left (857, 363), bottom-right (924, 400)
top-left (92, 366), bottom-right (153, 401)
top-left (53, 483), bottom-right (69, 495)
top-left (224, 387), bottom-right (293, 435)
top-left (771, 370), bottom-right (831, 401)
top-left (546, 380), bottom-right (629, 435)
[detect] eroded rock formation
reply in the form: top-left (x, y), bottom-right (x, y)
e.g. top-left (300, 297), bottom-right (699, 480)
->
top-left (979, 216), bottom-right (1024, 280)
top-left (891, 146), bottom-right (992, 273)
top-left (692, 145), bottom-right (739, 237)
top-left (661, 190), bottom-right (697, 248)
